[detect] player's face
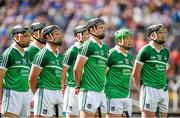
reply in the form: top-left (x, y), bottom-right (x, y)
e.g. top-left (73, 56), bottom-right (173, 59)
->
top-left (20, 32), bottom-right (31, 48)
top-left (81, 30), bottom-right (89, 43)
top-left (156, 28), bottom-right (167, 44)
top-left (51, 29), bottom-right (63, 46)
top-left (95, 23), bottom-right (106, 39)
top-left (123, 35), bottom-right (133, 50)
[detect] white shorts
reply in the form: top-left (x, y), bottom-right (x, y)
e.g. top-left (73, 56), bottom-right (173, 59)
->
top-left (1, 89), bottom-right (31, 117)
top-left (107, 98), bottom-right (132, 116)
top-left (140, 85), bottom-right (169, 113)
top-left (34, 88), bottom-right (63, 117)
top-left (79, 91), bottom-right (107, 113)
top-left (63, 86), bottom-right (79, 115)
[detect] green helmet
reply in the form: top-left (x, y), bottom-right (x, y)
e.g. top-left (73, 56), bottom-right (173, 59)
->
top-left (114, 28), bottom-right (132, 43)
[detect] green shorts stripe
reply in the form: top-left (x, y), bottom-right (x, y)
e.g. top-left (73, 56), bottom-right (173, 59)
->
top-left (4, 89), bottom-right (10, 112)
top-left (65, 87), bottom-right (71, 110)
top-left (107, 99), bottom-right (110, 113)
top-left (142, 86), bottom-right (146, 109)
top-left (82, 91), bottom-right (87, 109)
top-left (37, 89), bottom-right (44, 115)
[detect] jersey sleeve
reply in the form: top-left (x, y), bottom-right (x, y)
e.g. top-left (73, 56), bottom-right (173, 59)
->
top-left (79, 40), bottom-right (91, 58)
top-left (32, 49), bottom-right (47, 68)
top-left (63, 48), bottom-right (74, 67)
top-left (0, 50), bottom-right (12, 70)
top-left (136, 47), bottom-right (147, 64)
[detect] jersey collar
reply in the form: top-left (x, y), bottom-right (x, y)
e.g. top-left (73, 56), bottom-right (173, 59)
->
top-left (74, 41), bottom-right (81, 48)
top-left (11, 43), bottom-right (25, 57)
top-left (29, 43), bottom-right (41, 50)
top-left (90, 36), bottom-right (103, 48)
top-left (45, 44), bottom-right (59, 57)
top-left (149, 41), bottom-right (163, 53)
top-left (114, 45), bottom-right (128, 57)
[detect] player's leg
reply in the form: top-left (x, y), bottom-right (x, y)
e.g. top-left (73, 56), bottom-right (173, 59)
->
top-left (34, 89), bottom-right (54, 117)
top-left (79, 91), bottom-right (100, 118)
top-left (19, 90), bottom-right (31, 117)
top-left (99, 92), bottom-right (107, 118)
top-left (140, 86), bottom-right (159, 117)
top-left (63, 87), bottom-right (78, 118)
top-left (161, 112), bottom-right (167, 117)
top-left (106, 98), bottom-right (123, 118)
top-left (1, 89), bottom-right (23, 117)
top-left (158, 88), bottom-right (169, 118)
top-left (54, 89), bottom-right (63, 117)
top-left (3, 112), bottom-right (18, 117)
top-left (64, 87), bottom-right (79, 118)
top-left (122, 98), bottom-right (132, 118)
top-left (142, 110), bottom-right (155, 117)
top-left (30, 91), bottom-right (34, 117)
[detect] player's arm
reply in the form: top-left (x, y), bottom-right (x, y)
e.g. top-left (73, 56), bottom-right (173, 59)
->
top-left (0, 52), bottom-right (10, 105)
top-left (73, 55), bottom-right (88, 87)
top-left (29, 65), bottom-right (42, 94)
top-left (0, 69), bottom-right (6, 105)
top-left (132, 61), bottom-right (143, 91)
top-left (61, 65), bottom-right (69, 91)
top-left (132, 47), bottom-right (147, 91)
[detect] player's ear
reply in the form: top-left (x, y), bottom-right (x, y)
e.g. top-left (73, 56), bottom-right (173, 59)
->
top-left (150, 32), bottom-right (156, 40)
top-left (89, 27), bottom-right (95, 34)
top-left (46, 34), bottom-right (51, 41)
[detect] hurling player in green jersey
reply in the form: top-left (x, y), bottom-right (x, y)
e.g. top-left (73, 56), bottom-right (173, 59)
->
top-left (132, 24), bottom-right (169, 117)
top-left (0, 25), bottom-right (31, 117)
top-left (26, 22), bottom-right (46, 117)
top-left (29, 25), bottom-right (64, 117)
top-left (26, 22), bottom-right (46, 62)
top-left (105, 29), bottom-right (133, 118)
top-left (74, 18), bottom-right (109, 117)
top-left (62, 25), bottom-right (89, 118)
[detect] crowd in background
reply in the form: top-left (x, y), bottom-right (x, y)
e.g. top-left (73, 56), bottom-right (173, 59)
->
top-left (0, 0), bottom-right (179, 77)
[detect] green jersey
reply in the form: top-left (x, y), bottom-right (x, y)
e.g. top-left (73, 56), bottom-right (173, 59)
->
top-left (136, 41), bottom-right (169, 89)
top-left (79, 37), bottom-right (109, 92)
top-left (26, 44), bottom-right (40, 63)
top-left (63, 42), bottom-right (79, 87)
top-left (0, 44), bottom-right (30, 91)
top-left (105, 46), bottom-right (133, 98)
top-left (32, 44), bottom-right (63, 90)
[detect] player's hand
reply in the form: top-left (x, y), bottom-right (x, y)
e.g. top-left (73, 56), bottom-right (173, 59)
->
top-left (61, 88), bottom-right (66, 96)
top-left (30, 98), bottom-right (34, 109)
top-left (74, 86), bottom-right (80, 95)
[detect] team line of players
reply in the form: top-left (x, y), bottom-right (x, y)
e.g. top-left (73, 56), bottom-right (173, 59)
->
top-left (0, 18), bottom-right (169, 118)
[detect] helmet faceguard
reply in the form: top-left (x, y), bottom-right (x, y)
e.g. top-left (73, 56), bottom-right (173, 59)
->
top-left (42, 25), bottom-right (63, 46)
top-left (30, 22), bottom-right (47, 44)
top-left (147, 24), bottom-right (167, 44)
top-left (73, 25), bottom-right (87, 42)
top-left (12, 25), bottom-right (31, 48)
top-left (86, 18), bottom-right (106, 39)
top-left (114, 28), bottom-right (133, 50)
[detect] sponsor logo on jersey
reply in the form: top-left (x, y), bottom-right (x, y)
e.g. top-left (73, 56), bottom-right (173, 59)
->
top-left (22, 59), bottom-right (27, 65)
top-left (117, 61), bottom-right (123, 64)
top-left (94, 51), bottom-right (100, 54)
top-left (15, 60), bottom-right (21, 64)
top-left (157, 55), bottom-right (162, 60)
top-left (125, 59), bottom-right (129, 64)
top-left (150, 56), bottom-right (156, 59)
